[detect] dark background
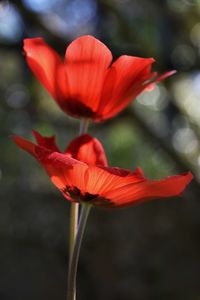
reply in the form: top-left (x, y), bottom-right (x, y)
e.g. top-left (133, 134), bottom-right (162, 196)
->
top-left (0, 0), bottom-right (200, 299)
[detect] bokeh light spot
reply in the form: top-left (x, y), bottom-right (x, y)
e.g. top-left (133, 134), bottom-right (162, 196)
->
top-left (172, 127), bottom-right (199, 154)
top-left (6, 84), bottom-right (30, 109)
top-left (172, 73), bottom-right (200, 126)
top-left (0, 2), bottom-right (23, 42)
top-left (190, 23), bottom-right (200, 47)
top-left (137, 86), bottom-right (169, 111)
top-left (22, 0), bottom-right (62, 13)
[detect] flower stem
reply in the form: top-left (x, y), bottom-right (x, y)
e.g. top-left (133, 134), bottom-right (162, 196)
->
top-left (69, 118), bottom-right (90, 257)
top-left (67, 204), bottom-right (91, 300)
top-left (69, 203), bottom-right (79, 258)
top-left (79, 118), bottom-right (90, 135)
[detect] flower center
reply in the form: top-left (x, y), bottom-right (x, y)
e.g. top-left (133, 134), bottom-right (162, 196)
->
top-left (64, 186), bottom-right (99, 203)
top-left (61, 99), bottom-right (98, 119)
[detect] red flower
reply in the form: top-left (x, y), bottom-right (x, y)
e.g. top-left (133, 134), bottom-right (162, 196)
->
top-left (24, 35), bottom-right (175, 122)
top-left (13, 131), bottom-right (192, 208)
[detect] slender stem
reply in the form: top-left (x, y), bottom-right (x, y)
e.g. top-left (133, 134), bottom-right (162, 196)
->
top-left (69, 118), bottom-right (90, 257)
top-left (69, 204), bottom-right (79, 258)
top-left (67, 204), bottom-right (91, 300)
top-left (79, 118), bottom-right (90, 135)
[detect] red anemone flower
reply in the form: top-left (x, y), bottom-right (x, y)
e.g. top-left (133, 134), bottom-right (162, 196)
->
top-left (13, 131), bottom-right (192, 208)
top-left (23, 35), bottom-right (175, 122)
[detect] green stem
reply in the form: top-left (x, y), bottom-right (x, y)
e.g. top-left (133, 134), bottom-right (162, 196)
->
top-left (67, 204), bottom-right (91, 300)
top-left (69, 203), bottom-right (79, 258)
top-left (69, 118), bottom-right (90, 257)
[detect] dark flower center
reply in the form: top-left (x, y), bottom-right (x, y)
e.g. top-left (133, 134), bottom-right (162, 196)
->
top-left (63, 186), bottom-right (116, 208)
top-left (64, 186), bottom-right (99, 203)
top-left (60, 98), bottom-right (98, 119)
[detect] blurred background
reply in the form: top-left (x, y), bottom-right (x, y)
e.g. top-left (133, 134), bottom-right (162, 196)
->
top-left (0, 0), bottom-right (200, 299)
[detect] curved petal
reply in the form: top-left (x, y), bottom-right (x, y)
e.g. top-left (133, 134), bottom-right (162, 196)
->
top-left (65, 35), bottom-right (112, 112)
top-left (98, 55), bottom-right (155, 119)
top-left (65, 134), bottom-right (108, 166)
top-left (144, 70), bottom-right (177, 91)
top-left (84, 166), bottom-right (146, 196)
top-left (23, 38), bottom-right (67, 102)
top-left (13, 134), bottom-right (86, 201)
top-left (152, 70), bottom-right (177, 84)
top-left (38, 151), bottom-right (90, 202)
top-left (32, 130), bottom-right (60, 152)
top-left (13, 136), bottom-right (36, 157)
top-left (100, 166), bottom-right (145, 178)
top-left (97, 172), bottom-right (193, 208)
top-left (13, 135), bottom-right (54, 162)
top-left (41, 152), bottom-right (87, 192)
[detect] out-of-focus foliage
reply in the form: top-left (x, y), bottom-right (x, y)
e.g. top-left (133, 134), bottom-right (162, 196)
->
top-left (0, 0), bottom-right (199, 300)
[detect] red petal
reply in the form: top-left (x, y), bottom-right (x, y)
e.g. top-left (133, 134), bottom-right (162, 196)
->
top-left (13, 135), bottom-right (37, 157)
top-left (39, 152), bottom-right (88, 200)
top-left (23, 38), bottom-right (67, 102)
top-left (13, 135), bottom-right (53, 161)
top-left (32, 130), bottom-right (60, 152)
top-left (100, 166), bottom-right (145, 178)
top-left (98, 55), bottom-right (154, 119)
top-left (145, 70), bottom-right (177, 91)
top-left (99, 172), bottom-right (193, 208)
top-left (153, 70), bottom-right (177, 84)
top-left (13, 134), bottom-right (88, 203)
top-left (65, 35), bottom-right (112, 112)
top-left (85, 167), bottom-right (120, 195)
top-left (84, 166), bottom-right (146, 195)
top-left (42, 152), bottom-right (87, 189)
top-left (65, 134), bottom-right (108, 166)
